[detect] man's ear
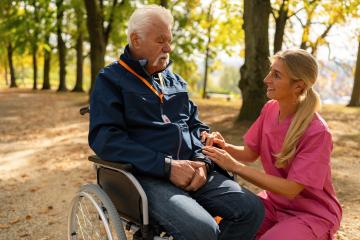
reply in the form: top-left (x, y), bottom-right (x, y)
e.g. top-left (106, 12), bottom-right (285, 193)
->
top-left (130, 32), bottom-right (141, 48)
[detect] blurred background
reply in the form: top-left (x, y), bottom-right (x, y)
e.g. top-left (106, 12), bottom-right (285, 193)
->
top-left (0, 0), bottom-right (360, 239)
top-left (0, 0), bottom-right (359, 112)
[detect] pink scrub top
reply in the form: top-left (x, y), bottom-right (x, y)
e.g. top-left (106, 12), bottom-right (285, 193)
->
top-left (244, 100), bottom-right (342, 237)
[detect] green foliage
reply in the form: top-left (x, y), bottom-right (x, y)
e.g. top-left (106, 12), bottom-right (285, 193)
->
top-left (0, 1), bottom-right (28, 54)
top-left (108, 0), bottom-right (135, 56)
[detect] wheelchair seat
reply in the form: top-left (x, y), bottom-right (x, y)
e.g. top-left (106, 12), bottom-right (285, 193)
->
top-left (68, 106), bottom-right (171, 240)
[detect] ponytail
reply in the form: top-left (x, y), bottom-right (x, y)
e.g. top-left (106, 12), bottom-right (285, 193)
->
top-left (275, 88), bottom-right (321, 167)
top-left (272, 49), bottom-right (321, 168)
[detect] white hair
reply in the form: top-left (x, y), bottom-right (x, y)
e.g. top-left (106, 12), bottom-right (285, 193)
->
top-left (127, 5), bottom-right (173, 46)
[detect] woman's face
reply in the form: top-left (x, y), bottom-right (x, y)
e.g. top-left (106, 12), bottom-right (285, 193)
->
top-left (263, 59), bottom-right (303, 103)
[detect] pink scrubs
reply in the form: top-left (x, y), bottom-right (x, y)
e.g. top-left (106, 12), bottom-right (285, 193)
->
top-left (244, 100), bottom-right (342, 240)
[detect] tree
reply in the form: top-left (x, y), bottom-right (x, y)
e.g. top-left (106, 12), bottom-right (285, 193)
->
top-left (272, 0), bottom-right (290, 53)
top-left (42, 0), bottom-right (56, 90)
top-left (56, 0), bottom-right (67, 91)
top-left (0, 48), bottom-right (9, 86)
top-left (238, 0), bottom-right (271, 121)
top-left (84, 0), bottom-right (127, 93)
top-left (271, 0), bottom-right (302, 54)
top-left (7, 43), bottom-right (17, 88)
top-left (348, 38), bottom-right (360, 106)
top-left (71, 0), bottom-right (86, 92)
top-left (297, 0), bottom-right (346, 56)
top-left (0, 1), bottom-right (24, 88)
top-left (196, 0), bottom-right (243, 98)
top-left (202, 0), bottom-right (214, 98)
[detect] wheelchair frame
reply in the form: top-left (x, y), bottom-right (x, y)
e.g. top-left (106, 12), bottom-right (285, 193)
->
top-left (67, 107), bottom-right (171, 240)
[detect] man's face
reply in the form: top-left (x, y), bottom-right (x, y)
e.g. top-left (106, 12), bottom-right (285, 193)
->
top-left (132, 17), bottom-right (173, 74)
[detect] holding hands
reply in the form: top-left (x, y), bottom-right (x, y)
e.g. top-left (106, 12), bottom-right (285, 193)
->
top-left (201, 131), bottom-right (244, 173)
top-left (202, 146), bottom-right (243, 173)
top-left (201, 131), bottom-right (226, 149)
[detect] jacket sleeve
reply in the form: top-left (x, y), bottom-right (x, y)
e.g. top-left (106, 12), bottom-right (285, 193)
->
top-left (187, 100), bottom-right (210, 161)
top-left (88, 69), bottom-right (167, 178)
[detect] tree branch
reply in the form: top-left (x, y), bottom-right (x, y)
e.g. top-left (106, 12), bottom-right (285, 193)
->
top-left (104, 0), bottom-right (119, 45)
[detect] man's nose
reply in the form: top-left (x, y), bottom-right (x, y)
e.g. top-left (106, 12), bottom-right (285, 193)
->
top-left (163, 43), bottom-right (172, 53)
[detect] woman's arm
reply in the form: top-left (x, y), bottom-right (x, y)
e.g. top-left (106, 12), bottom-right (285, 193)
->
top-left (223, 144), bottom-right (259, 163)
top-left (203, 146), bottom-right (304, 199)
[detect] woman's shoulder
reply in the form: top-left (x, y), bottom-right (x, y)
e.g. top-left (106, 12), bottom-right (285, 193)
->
top-left (304, 112), bottom-right (331, 137)
top-left (262, 100), bottom-right (278, 113)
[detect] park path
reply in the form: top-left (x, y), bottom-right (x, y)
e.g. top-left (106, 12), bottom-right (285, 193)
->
top-left (0, 89), bottom-right (359, 239)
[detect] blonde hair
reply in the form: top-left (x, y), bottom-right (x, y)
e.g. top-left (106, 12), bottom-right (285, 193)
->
top-left (273, 49), bottom-right (321, 168)
top-left (127, 5), bottom-right (173, 47)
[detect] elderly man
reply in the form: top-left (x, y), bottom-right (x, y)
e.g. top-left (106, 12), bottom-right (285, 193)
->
top-left (89, 5), bottom-right (264, 240)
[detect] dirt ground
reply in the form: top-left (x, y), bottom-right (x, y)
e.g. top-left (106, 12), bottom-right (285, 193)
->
top-left (0, 89), bottom-right (359, 240)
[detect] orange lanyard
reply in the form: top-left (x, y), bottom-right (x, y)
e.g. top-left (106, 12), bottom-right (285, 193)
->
top-left (118, 59), bottom-right (164, 103)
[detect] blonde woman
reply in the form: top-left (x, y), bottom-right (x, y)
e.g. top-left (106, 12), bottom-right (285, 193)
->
top-left (202, 49), bottom-right (342, 240)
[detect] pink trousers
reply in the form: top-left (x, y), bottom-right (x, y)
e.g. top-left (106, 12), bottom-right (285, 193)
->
top-left (256, 197), bottom-right (331, 240)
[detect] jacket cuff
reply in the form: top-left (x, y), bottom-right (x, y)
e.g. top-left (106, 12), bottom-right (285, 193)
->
top-left (164, 155), bottom-right (172, 179)
top-left (193, 157), bottom-right (214, 173)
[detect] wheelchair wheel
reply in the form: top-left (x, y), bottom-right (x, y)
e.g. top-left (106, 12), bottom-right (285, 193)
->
top-left (68, 183), bottom-right (127, 240)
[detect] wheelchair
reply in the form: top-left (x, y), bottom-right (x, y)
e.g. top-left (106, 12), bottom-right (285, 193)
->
top-left (68, 106), bottom-right (172, 240)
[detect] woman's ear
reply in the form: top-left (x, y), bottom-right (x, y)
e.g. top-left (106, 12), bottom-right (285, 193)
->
top-left (294, 80), bottom-right (306, 95)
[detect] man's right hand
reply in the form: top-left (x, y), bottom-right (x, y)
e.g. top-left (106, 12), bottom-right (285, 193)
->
top-left (169, 160), bottom-right (205, 189)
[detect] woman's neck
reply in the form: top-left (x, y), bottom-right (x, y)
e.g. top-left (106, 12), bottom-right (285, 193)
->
top-left (278, 100), bottom-right (299, 123)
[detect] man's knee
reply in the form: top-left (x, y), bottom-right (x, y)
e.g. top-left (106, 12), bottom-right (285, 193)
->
top-left (228, 188), bottom-right (265, 225)
top-left (180, 217), bottom-right (219, 240)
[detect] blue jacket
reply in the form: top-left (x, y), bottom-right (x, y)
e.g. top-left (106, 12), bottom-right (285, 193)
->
top-left (89, 46), bottom-right (210, 178)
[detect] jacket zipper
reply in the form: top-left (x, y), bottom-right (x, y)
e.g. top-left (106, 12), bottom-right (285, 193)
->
top-left (157, 74), bottom-right (182, 160)
top-left (175, 124), bottom-right (182, 160)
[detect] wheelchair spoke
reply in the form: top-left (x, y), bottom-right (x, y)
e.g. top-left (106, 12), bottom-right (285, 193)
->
top-left (76, 213), bottom-right (89, 240)
top-left (77, 198), bottom-right (107, 240)
top-left (79, 200), bottom-right (93, 229)
top-left (69, 184), bottom-right (126, 240)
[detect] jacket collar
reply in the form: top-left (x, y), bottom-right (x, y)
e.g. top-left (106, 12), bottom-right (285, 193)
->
top-left (119, 45), bottom-right (172, 78)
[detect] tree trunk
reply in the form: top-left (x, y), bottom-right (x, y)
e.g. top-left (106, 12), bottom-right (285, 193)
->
top-left (32, 46), bottom-right (38, 90)
top-left (203, 45), bottom-right (210, 99)
top-left (57, 0), bottom-right (67, 92)
top-left (273, 0), bottom-right (289, 54)
top-left (84, 0), bottom-right (106, 93)
top-left (42, 43), bottom-right (51, 90)
top-left (300, 1), bottom-right (318, 51)
top-left (202, 1), bottom-right (213, 99)
top-left (238, 0), bottom-right (271, 121)
top-left (348, 39), bottom-right (360, 107)
top-left (160, 0), bottom-right (168, 8)
top-left (7, 43), bottom-right (17, 88)
top-left (4, 57), bottom-right (8, 86)
top-left (73, 30), bottom-right (84, 92)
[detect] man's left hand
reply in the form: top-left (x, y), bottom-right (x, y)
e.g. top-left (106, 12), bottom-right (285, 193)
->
top-left (184, 162), bottom-right (207, 191)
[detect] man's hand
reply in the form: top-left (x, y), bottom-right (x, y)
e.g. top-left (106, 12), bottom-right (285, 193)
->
top-left (184, 162), bottom-right (207, 191)
top-left (169, 160), bottom-right (206, 190)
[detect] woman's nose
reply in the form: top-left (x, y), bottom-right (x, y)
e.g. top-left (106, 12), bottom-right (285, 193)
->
top-left (264, 72), bottom-right (271, 84)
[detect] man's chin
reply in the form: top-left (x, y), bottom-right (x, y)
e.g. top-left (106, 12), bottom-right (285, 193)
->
top-left (156, 63), bottom-right (168, 72)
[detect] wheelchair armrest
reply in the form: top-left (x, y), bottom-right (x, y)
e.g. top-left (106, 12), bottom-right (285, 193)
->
top-left (88, 155), bottom-right (134, 172)
top-left (80, 106), bottom-right (90, 115)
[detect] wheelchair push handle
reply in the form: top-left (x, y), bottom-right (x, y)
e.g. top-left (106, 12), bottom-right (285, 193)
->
top-left (80, 106), bottom-right (90, 115)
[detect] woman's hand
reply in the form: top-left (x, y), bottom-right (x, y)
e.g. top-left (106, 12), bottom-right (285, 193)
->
top-left (202, 146), bottom-right (242, 172)
top-left (201, 131), bottom-right (226, 149)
